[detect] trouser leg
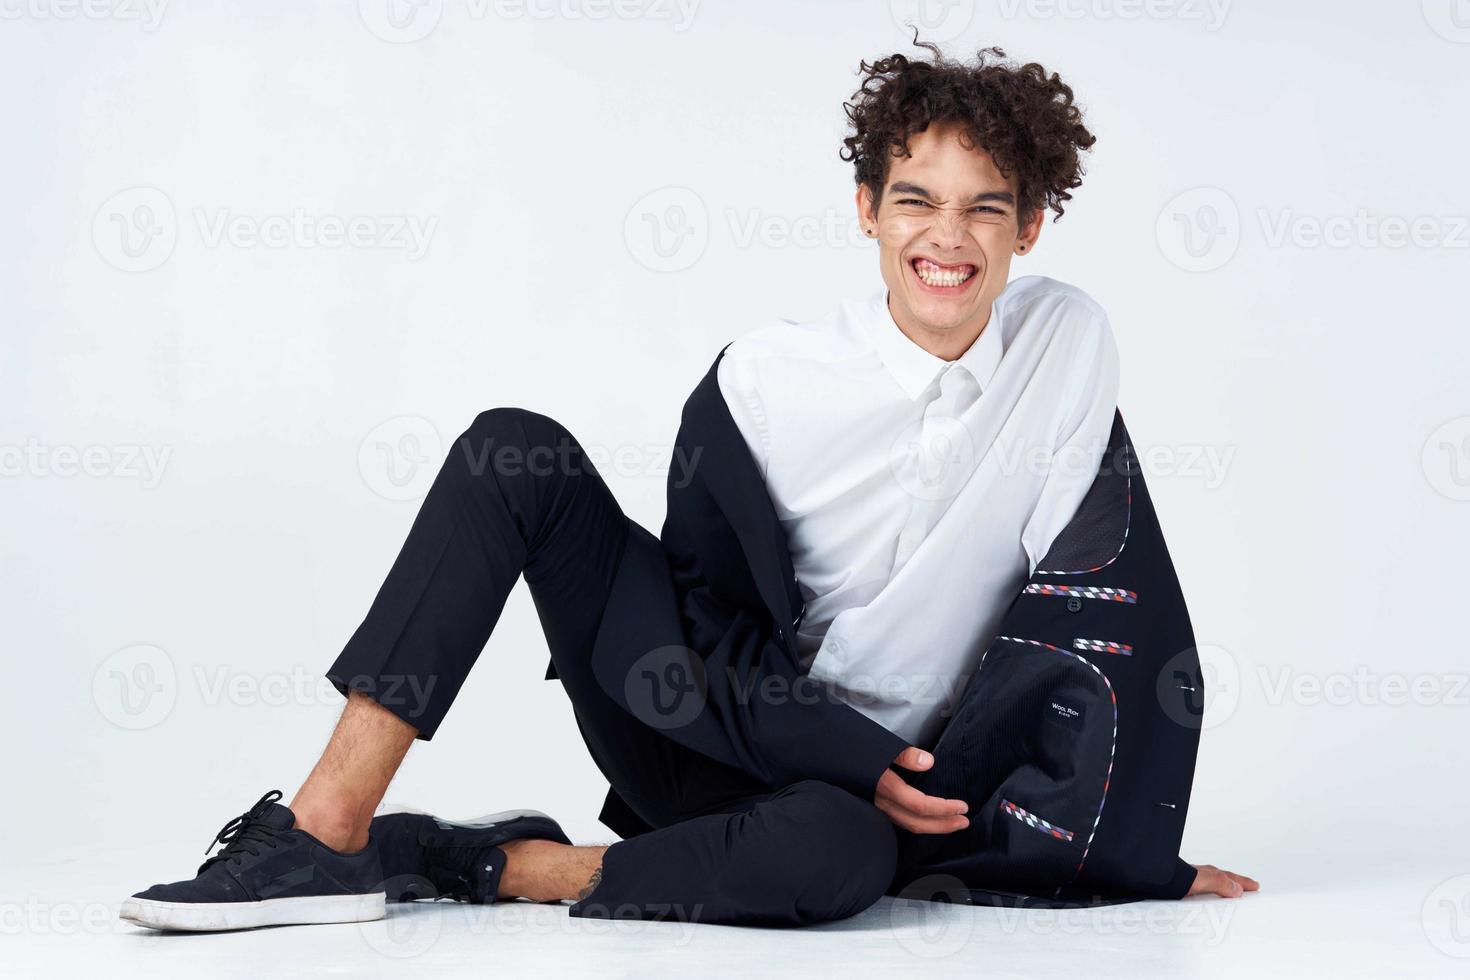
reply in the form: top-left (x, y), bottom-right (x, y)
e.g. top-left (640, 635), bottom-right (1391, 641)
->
top-left (326, 406), bottom-right (759, 819)
top-left (570, 780), bottom-right (898, 927)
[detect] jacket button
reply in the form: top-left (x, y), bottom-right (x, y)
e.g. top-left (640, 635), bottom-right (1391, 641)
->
top-left (1066, 597), bottom-right (1083, 613)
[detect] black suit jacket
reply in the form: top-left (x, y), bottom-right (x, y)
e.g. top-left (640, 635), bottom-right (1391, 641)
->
top-left (577, 348), bottom-right (1203, 902)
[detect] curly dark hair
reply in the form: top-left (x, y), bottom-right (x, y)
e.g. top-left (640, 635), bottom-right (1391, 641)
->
top-left (841, 38), bottom-right (1096, 223)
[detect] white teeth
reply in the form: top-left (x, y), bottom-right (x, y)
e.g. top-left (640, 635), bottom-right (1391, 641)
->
top-left (914, 259), bottom-right (974, 287)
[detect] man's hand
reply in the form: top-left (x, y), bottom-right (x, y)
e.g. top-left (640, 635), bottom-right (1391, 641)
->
top-left (1187, 864), bottom-right (1259, 898)
top-left (874, 747), bottom-right (970, 834)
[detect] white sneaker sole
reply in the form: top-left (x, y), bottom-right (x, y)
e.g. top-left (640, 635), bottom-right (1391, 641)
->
top-left (119, 892), bottom-right (386, 932)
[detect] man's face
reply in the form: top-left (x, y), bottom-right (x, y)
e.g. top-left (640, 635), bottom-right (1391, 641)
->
top-left (858, 122), bottom-right (1042, 345)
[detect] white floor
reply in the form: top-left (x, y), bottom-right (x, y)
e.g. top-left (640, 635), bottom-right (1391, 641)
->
top-left (6, 844), bottom-right (1467, 978)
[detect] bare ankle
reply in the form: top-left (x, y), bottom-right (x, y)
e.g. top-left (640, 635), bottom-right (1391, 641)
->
top-left (499, 840), bottom-right (604, 903)
top-left (291, 803), bottom-right (369, 853)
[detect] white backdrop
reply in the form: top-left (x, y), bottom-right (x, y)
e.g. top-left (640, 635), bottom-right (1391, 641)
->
top-left (3, 0), bottom-right (1469, 971)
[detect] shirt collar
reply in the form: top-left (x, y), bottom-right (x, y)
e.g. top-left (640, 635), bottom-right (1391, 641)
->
top-left (861, 289), bottom-right (1004, 400)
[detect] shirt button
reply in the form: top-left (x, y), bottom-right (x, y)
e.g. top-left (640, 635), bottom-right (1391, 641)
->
top-left (1067, 597), bottom-right (1084, 613)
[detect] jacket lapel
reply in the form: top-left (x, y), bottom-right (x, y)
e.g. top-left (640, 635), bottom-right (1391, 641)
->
top-left (681, 348), bottom-right (799, 643)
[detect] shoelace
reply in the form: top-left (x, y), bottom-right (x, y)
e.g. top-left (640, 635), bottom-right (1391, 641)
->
top-left (199, 789), bottom-right (290, 872)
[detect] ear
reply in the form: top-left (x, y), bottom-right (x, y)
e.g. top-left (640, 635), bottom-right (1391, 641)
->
top-left (856, 184), bottom-right (878, 237)
top-left (1016, 207), bottom-right (1045, 255)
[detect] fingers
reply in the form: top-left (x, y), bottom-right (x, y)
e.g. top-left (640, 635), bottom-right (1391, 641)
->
top-left (1188, 864), bottom-right (1261, 898)
top-left (875, 797), bottom-right (971, 834)
top-left (875, 770), bottom-right (969, 834)
top-left (1224, 870), bottom-right (1260, 892)
top-left (882, 772), bottom-right (968, 818)
top-left (893, 747), bottom-right (933, 772)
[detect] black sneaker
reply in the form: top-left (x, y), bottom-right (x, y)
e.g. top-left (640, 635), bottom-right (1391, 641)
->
top-left (371, 807), bottom-right (571, 904)
top-left (119, 790), bottom-right (386, 932)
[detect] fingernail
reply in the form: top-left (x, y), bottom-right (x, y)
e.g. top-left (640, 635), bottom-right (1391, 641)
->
top-left (918, 751), bottom-right (932, 766)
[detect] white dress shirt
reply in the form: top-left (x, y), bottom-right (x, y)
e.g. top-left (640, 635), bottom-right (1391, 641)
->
top-left (717, 275), bottom-right (1120, 747)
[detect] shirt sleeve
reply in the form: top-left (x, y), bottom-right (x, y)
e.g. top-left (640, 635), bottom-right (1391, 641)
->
top-left (716, 346), bottom-right (772, 480)
top-left (1019, 312), bottom-right (1121, 573)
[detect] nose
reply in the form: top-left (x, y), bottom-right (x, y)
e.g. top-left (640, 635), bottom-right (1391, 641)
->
top-left (924, 209), bottom-right (969, 250)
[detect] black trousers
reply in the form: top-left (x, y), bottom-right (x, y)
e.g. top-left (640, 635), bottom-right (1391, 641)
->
top-left (328, 408), bottom-right (897, 927)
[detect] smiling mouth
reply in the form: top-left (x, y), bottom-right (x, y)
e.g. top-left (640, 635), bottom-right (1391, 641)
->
top-left (910, 256), bottom-right (977, 289)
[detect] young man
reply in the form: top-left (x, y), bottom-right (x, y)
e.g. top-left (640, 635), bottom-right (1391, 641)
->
top-left (121, 42), bottom-right (1256, 932)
